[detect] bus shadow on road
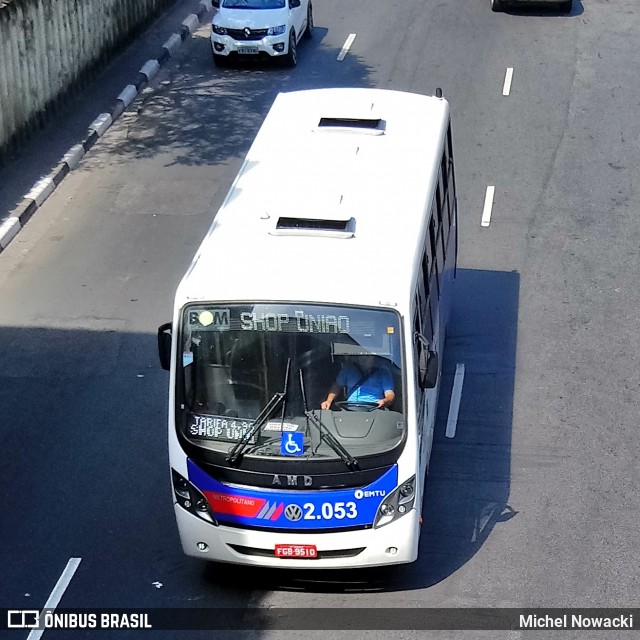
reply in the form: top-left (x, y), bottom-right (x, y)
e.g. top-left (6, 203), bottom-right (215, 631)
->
top-left (201, 268), bottom-right (519, 593)
top-left (397, 267), bottom-right (520, 590)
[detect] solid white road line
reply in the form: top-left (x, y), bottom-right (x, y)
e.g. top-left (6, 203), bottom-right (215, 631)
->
top-left (502, 67), bottom-right (514, 96)
top-left (445, 363), bottom-right (465, 439)
top-left (337, 34), bottom-right (357, 61)
top-left (27, 558), bottom-right (82, 640)
top-left (481, 185), bottom-right (495, 227)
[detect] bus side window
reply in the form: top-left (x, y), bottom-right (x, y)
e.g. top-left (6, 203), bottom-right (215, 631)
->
top-left (421, 247), bottom-right (431, 307)
top-left (441, 152), bottom-right (448, 196)
top-left (429, 217), bottom-right (443, 297)
top-left (435, 195), bottom-right (447, 266)
top-left (436, 173), bottom-right (448, 245)
top-left (424, 220), bottom-right (434, 283)
top-left (413, 303), bottom-right (422, 391)
top-left (422, 296), bottom-right (434, 343)
top-left (444, 123), bottom-right (455, 225)
top-left (416, 263), bottom-right (434, 343)
top-left (444, 175), bottom-right (453, 230)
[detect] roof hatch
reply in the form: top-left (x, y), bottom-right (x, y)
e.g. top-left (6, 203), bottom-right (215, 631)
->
top-left (317, 116), bottom-right (385, 135)
top-left (270, 215), bottom-right (356, 238)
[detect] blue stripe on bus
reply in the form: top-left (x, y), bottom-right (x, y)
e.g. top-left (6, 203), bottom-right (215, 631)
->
top-left (188, 460), bottom-right (398, 530)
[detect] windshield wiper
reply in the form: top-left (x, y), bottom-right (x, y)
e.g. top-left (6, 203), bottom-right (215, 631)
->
top-left (299, 369), bottom-right (359, 471)
top-left (226, 359), bottom-right (291, 466)
top-left (226, 392), bottom-right (284, 465)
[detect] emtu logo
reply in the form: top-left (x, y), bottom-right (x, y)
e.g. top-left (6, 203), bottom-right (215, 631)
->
top-left (354, 489), bottom-right (386, 499)
top-left (7, 610), bottom-right (39, 628)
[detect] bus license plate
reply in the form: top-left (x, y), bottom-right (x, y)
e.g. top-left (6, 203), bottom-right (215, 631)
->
top-left (275, 544), bottom-right (318, 559)
top-left (238, 46), bottom-right (259, 55)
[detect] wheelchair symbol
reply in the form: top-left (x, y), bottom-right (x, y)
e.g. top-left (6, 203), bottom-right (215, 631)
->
top-left (281, 432), bottom-right (304, 456)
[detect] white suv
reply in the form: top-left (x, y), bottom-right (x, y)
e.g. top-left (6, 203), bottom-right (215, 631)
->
top-left (211, 0), bottom-right (313, 67)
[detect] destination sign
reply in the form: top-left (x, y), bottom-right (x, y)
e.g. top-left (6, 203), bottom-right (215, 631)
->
top-left (187, 308), bottom-right (351, 334)
top-left (187, 414), bottom-right (256, 443)
top-left (240, 311), bottom-right (350, 334)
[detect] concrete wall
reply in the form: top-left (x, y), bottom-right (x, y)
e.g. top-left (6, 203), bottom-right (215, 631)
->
top-left (0, 0), bottom-right (175, 160)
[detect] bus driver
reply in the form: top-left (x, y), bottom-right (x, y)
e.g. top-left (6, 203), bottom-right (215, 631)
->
top-left (321, 355), bottom-right (396, 410)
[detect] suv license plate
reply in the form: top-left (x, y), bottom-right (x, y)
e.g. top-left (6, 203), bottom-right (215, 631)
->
top-left (275, 544), bottom-right (318, 559)
top-left (238, 46), bottom-right (259, 54)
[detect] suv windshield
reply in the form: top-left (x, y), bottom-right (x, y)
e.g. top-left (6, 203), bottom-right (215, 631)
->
top-left (221, 0), bottom-right (285, 8)
top-left (178, 303), bottom-right (405, 464)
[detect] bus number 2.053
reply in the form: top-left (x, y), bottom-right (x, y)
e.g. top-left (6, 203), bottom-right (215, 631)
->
top-left (303, 502), bottom-right (358, 520)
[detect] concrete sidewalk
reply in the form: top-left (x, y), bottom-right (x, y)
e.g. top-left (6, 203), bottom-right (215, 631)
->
top-left (0, 0), bottom-right (211, 236)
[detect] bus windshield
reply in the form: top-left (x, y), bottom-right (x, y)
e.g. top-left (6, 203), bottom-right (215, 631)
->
top-left (178, 303), bottom-right (405, 463)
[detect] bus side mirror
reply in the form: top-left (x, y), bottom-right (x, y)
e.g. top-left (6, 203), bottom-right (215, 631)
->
top-left (418, 349), bottom-right (438, 389)
top-left (158, 322), bottom-right (173, 371)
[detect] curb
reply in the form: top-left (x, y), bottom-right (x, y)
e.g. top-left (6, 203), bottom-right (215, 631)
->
top-left (0, 0), bottom-right (214, 254)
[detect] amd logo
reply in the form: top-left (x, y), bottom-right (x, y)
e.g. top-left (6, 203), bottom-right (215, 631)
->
top-left (272, 474), bottom-right (313, 487)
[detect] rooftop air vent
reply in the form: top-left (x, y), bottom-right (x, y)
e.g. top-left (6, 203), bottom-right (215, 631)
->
top-left (317, 117), bottom-right (385, 134)
top-left (270, 216), bottom-right (356, 238)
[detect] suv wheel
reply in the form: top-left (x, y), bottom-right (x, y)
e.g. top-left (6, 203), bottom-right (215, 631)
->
top-left (304, 3), bottom-right (313, 38)
top-left (285, 31), bottom-right (298, 67)
top-left (491, 0), bottom-right (505, 11)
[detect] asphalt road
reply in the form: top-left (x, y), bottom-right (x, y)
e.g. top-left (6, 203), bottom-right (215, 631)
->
top-left (1, 0), bottom-right (640, 638)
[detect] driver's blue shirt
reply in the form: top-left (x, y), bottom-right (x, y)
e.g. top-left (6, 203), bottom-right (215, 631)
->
top-left (336, 363), bottom-right (394, 404)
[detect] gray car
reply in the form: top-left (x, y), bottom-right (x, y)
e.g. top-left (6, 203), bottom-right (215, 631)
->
top-left (491, 0), bottom-right (572, 12)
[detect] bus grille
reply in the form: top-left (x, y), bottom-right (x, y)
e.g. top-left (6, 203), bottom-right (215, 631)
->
top-left (227, 544), bottom-right (366, 559)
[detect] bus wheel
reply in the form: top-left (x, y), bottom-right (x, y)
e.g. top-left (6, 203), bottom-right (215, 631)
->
top-left (491, 0), bottom-right (505, 11)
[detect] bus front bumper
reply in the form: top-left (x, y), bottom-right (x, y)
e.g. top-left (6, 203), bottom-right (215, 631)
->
top-left (175, 504), bottom-right (421, 568)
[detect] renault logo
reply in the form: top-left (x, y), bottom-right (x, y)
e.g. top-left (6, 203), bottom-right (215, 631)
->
top-left (244, 27), bottom-right (251, 36)
top-left (284, 504), bottom-right (303, 522)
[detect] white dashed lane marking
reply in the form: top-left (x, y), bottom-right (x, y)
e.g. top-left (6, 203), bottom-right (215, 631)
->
top-left (503, 67), bottom-right (514, 96)
top-left (481, 185), bottom-right (495, 227)
top-left (27, 558), bottom-right (82, 640)
top-left (337, 34), bottom-right (357, 61)
top-left (445, 363), bottom-right (465, 439)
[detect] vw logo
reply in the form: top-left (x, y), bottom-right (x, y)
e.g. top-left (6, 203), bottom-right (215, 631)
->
top-left (244, 27), bottom-right (251, 36)
top-left (284, 504), bottom-right (303, 522)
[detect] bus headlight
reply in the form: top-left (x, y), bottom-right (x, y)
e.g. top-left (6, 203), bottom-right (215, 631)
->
top-left (374, 475), bottom-right (416, 528)
top-left (171, 469), bottom-right (218, 526)
top-left (399, 482), bottom-right (414, 498)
